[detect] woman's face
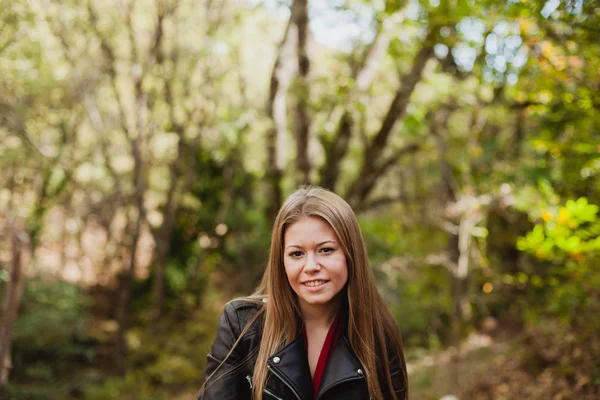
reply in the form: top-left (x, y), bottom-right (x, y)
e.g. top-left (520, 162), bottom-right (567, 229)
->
top-left (283, 216), bottom-right (348, 313)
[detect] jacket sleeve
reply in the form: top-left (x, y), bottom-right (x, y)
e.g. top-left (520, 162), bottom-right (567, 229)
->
top-left (197, 302), bottom-right (252, 400)
top-left (383, 351), bottom-right (406, 400)
top-left (382, 337), bottom-right (407, 400)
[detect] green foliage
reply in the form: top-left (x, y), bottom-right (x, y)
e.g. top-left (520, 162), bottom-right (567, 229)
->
top-left (2, 0), bottom-right (599, 398)
top-left (517, 197), bottom-right (600, 261)
top-left (360, 215), bottom-right (452, 349)
top-left (514, 184), bottom-right (600, 323)
top-left (84, 377), bottom-right (162, 400)
top-left (7, 277), bottom-right (95, 398)
top-left (11, 278), bottom-right (94, 369)
top-left (84, 307), bottom-right (219, 399)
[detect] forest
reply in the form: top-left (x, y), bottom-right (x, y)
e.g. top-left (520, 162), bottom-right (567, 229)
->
top-left (0, 0), bottom-right (599, 399)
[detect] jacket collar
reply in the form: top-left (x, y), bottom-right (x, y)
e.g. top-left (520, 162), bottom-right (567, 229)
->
top-left (268, 335), bottom-right (313, 400)
top-left (268, 332), bottom-right (364, 400)
top-left (316, 335), bottom-right (364, 399)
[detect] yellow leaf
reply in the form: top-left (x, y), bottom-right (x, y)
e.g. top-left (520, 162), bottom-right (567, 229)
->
top-left (557, 207), bottom-right (570, 224)
top-left (568, 220), bottom-right (579, 229)
top-left (541, 209), bottom-right (553, 222)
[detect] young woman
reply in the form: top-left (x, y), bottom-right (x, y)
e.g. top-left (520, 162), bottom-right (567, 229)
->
top-left (198, 186), bottom-right (408, 400)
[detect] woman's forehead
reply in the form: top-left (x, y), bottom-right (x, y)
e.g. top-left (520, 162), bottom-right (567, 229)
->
top-left (284, 216), bottom-right (336, 238)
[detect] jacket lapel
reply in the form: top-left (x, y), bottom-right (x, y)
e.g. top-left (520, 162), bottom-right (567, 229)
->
top-left (316, 336), bottom-right (364, 399)
top-left (267, 335), bottom-right (313, 400)
top-left (267, 310), bottom-right (365, 400)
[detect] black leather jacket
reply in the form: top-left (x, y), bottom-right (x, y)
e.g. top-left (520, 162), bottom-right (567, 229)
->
top-left (198, 300), bottom-right (406, 400)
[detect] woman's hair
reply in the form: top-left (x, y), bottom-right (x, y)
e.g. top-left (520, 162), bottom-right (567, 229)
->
top-left (202, 186), bottom-right (408, 400)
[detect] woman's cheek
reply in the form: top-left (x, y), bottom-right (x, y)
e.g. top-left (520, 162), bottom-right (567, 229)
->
top-left (285, 260), bottom-right (301, 278)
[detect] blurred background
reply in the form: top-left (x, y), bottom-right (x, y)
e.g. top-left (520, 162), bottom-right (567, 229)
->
top-left (1, 0), bottom-right (599, 399)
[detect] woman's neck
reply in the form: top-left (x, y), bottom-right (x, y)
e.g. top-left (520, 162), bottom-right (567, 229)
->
top-left (300, 298), bottom-right (341, 329)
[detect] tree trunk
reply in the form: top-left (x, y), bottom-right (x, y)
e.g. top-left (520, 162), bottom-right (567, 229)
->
top-left (116, 209), bottom-right (143, 376)
top-left (512, 108), bottom-right (525, 159)
top-left (116, 138), bottom-right (146, 376)
top-left (431, 105), bottom-right (463, 389)
top-left (0, 230), bottom-right (27, 395)
top-left (292, 0), bottom-right (311, 185)
top-left (151, 154), bottom-right (181, 323)
top-left (450, 261), bottom-right (465, 390)
top-left (152, 237), bottom-right (169, 324)
top-left (116, 262), bottom-right (132, 376)
top-left (150, 60), bottom-right (185, 323)
top-left (266, 15), bottom-right (296, 222)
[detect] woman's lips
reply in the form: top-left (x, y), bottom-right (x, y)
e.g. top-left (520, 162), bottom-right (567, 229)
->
top-left (302, 280), bottom-right (329, 290)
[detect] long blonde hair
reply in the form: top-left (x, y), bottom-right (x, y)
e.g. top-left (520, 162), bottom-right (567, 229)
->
top-left (203, 186), bottom-right (408, 400)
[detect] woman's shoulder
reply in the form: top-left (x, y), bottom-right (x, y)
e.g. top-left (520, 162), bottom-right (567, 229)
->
top-left (221, 297), bottom-right (265, 337)
top-left (206, 298), bottom-right (264, 370)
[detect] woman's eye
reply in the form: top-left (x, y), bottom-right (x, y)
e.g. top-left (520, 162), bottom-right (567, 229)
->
top-left (289, 251), bottom-right (303, 258)
top-left (320, 247), bottom-right (334, 254)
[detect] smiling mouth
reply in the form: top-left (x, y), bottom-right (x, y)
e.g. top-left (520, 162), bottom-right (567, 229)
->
top-left (303, 280), bottom-right (328, 287)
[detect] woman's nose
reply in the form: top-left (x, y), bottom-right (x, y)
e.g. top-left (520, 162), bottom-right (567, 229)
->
top-left (303, 253), bottom-right (321, 272)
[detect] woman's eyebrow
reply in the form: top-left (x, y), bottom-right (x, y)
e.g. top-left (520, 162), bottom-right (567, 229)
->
top-left (285, 240), bottom-right (336, 250)
top-left (317, 240), bottom-right (336, 246)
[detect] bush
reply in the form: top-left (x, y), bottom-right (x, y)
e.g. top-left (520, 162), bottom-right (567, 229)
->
top-left (6, 277), bottom-right (95, 398)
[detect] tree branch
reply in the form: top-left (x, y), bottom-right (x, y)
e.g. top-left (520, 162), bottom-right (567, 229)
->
top-left (87, 1), bottom-right (131, 137)
top-left (425, 253), bottom-right (457, 274)
top-left (319, 18), bottom-right (394, 190)
top-left (376, 142), bottom-right (421, 178)
top-left (347, 29), bottom-right (436, 206)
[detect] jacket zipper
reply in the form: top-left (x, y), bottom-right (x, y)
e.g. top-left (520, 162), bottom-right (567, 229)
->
top-left (267, 364), bottom-right (302, 400)
top-left (263, 388), bottom-right (285, 400)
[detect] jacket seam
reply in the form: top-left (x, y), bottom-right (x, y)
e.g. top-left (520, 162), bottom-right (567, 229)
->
top-left (222, 303), bottom-right (240, 355)
top-left (207, 352), bottom-right (237, 367)
top-left (229, 302), bottom-right (243, 335)
top-left (229, 300), bottom-right (262, 337)
top-left (382, 387), bottom-right (406, 395)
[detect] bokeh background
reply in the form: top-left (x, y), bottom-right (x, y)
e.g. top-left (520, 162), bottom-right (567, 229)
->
top-left (1, 0), bottom-right (599, 399)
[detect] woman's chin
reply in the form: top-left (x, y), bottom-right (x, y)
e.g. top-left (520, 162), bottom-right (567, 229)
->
top-left (298, 292), bottom-right (339, 307)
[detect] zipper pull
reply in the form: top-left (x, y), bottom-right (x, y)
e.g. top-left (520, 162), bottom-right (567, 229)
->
top-left (246, 374), bottom-right (253, 389)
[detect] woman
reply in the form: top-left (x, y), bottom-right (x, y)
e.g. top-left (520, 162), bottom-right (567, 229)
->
top-left (198, 186), bottom-right (407, 400)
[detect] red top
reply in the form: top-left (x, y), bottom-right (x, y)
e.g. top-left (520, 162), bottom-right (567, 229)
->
top-left (303, 313), bottom-right (342, 399)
